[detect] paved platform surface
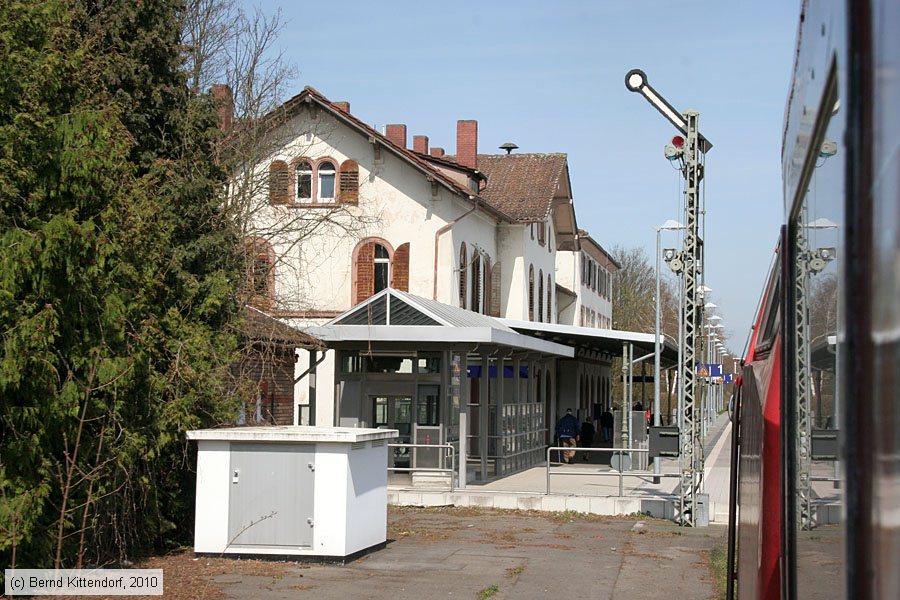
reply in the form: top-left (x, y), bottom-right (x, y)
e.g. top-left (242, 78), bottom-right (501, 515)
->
top-left (213, 507), bottom-right (725, 599)
top-left (389, 413), bottom-right (734, 522)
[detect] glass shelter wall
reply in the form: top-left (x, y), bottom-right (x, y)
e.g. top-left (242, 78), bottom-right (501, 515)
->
top-left (465, 357), bottom-right (548, 480)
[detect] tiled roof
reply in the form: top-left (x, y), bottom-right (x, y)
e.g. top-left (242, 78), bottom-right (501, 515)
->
top-left (475, 153), bottom-right (568, 222)
top-left (577, 230), bottom-right (622, 270)
top-left (244, 306), bottom-right (325, 348)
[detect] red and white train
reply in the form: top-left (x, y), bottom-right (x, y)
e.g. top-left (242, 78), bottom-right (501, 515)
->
top-left (727, 1), bottom-right (900, 599)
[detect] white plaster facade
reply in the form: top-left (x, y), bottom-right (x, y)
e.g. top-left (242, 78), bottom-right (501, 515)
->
top-left (241, 109), bottom-right (499, 321)
top-left (556, 235), bottom-right (618, 329)
top-left (233, 88), bottom-right (625, 445)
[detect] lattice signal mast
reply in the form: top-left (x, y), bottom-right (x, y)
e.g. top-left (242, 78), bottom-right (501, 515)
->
top-left (625, 69), bottom-right (712, 526)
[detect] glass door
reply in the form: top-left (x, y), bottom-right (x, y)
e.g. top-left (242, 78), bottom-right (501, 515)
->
top-left (373, 396), bottom-right (412, 469)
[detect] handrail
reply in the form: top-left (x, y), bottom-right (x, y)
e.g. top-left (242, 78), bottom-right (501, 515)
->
top-left (545, 446), bottom-right (679, 495)
top-left (387, 443), bottom-right (456, 492)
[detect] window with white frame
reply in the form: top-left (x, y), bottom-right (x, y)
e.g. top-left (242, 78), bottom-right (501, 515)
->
top-left (318, 160), bottom-right (336, 201)
top-left (296, 160), bottom-right (312, 201)
top-left (374, 243), bottom-right (390, 294)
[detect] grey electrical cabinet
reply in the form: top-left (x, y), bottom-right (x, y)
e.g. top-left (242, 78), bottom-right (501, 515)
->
top-left (227, 443), bottom-right (315, 548)
top-left (188, 426), bottom-right (398, 559)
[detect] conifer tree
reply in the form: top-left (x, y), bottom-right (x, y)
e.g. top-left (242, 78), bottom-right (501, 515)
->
top-left (0, 0), bottom-right (241, 568)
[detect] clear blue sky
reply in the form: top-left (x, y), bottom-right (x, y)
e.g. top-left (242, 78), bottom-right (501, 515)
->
top-left (253, 0), bottom-right (800, 355)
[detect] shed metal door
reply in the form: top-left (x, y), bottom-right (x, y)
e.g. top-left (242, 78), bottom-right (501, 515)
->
top-left (228, 443), bottom-right (314, 548)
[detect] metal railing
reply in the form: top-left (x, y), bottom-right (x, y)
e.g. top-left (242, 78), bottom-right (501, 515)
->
top-left (545, 446), bottom-right (680, 496)
top-left (387, 443), bottom-right (456, 492)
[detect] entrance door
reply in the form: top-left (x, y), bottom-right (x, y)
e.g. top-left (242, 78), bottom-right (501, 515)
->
top-left (373, 396), bottom-right (412, 468)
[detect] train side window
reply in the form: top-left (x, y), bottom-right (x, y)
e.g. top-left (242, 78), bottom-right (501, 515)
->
top-left (754, 265), bottom-right (781, 355)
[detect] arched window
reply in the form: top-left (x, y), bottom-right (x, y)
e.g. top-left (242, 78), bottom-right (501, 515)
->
top-left (246, 238), bottom-right (275, 308)
top-left (318, 160), bottom-right (336, 201)
top-left (538, 269), bottom-right (544, 323)
top-left (483, 257), bottom-right (492, 316)
top-left (374, 243), bottom-right (390, 293)
top-left (391, 242), bottom-right (409, 292)
top-left (528, 265), bottom-right (535, 321)
top-left (295, 160), bottom-right (312, 201)
top-left (489, 261), bottom-right (502, 317)
top-left (339, 159), bottom-right (359, 204)
top-left (458, 243), bottom-right (467, 309)
top-left (269, 161), bottom-right (289, 203)
top-left (471, 249), bottom-right (482, 313)
top-left (353, 238), bottom-right (395, 305)
top-left (547, 274), bottom-right (553, 323)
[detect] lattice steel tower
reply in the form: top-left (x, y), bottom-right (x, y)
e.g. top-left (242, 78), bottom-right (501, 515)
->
top-left (625, 70), bottom-right (712, 526)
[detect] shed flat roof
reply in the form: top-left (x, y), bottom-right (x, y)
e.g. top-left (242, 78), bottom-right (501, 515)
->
top-left (187, 426), bottom-right (398, 443)
top-left (499, 319), bottom-right (679, 365)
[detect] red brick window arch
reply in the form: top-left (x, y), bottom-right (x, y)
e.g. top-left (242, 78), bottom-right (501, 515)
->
top-left (489, 261), bottom-right (501, 317)
top-left (528, 264), bottom-right (535, 321)
top-left (269, 161), bottom-right (289, 203)
top-left (245, 237), bottom-right (275, 309)
top-left (538, 269), bottom-right (544, 323)
top-left (352, 238), bottom-right (397, 305)
top-left (391, 242), bottom-right (409, 292)
top-left (339, 159), bottom-right (359, 204)
top-left (470, 249), bottom-right (482, 313)
top-left (483, 256), bottom-right (492, 316)
top-left (458, 243), bottom-right (467, 309)
top-left (547, 273), bottom-right (553, 323)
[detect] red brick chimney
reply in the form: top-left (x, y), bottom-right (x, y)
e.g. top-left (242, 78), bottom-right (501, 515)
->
top-left (333, 101), bottom-right (350, 114)
top-left (413, 135), bottom-right (429, 154)
top-left (457, 120), bottom-right (477, 169)
top-left (210, 84), bottom-right (234, 131)
top-left (430, 147), bottom-right (445, 157)
top-left (385, 124), bottom-right (407, 148)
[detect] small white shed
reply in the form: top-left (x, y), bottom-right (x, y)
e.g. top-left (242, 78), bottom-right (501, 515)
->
top-left (187, 426), bottom-right (398, 560)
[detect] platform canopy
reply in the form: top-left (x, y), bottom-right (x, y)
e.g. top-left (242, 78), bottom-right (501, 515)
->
top-left (499, 318), bottom-right (679, 367)
top-left (303, 289), bottom-right (574, 358)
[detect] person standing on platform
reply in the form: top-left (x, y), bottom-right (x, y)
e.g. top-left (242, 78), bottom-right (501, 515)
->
top-left (579, 417), bottom-right (595, 461)
top-left (555, 408), bottom-right (580, 464)
top-left (600, 410), bottom-right (614, 442)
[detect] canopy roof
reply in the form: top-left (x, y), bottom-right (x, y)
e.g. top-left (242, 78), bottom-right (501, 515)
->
top-left (303, 289), bottom-right (574, 358)
top-left (499, 319), bottom-right (679, 366)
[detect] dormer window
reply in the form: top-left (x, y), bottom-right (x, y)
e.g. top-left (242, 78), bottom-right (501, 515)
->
top-left (318, 160), bottom-right (336, 200)
top-left (296, 160), bottom-right (312, 200)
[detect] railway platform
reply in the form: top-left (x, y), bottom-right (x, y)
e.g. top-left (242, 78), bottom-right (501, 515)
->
top-left (388, 412), bottom-right (734, 523)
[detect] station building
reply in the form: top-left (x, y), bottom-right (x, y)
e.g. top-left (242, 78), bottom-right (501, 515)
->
top-left (228, 86), bottom-right (674, 483)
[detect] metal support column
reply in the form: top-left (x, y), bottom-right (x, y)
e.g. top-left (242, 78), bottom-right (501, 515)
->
top-left (621, 342), bottom-right (630, 450)
top-left (479, 353), bottom-right (490, 480)
top-left (497, 355), bottom-right (505, 475)
top-left (679, 110), bottom-right (703, 527)
top-left (458, 352), bottom-right (468, 489)
top-left (795, 229), bottom-right (815, 529)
